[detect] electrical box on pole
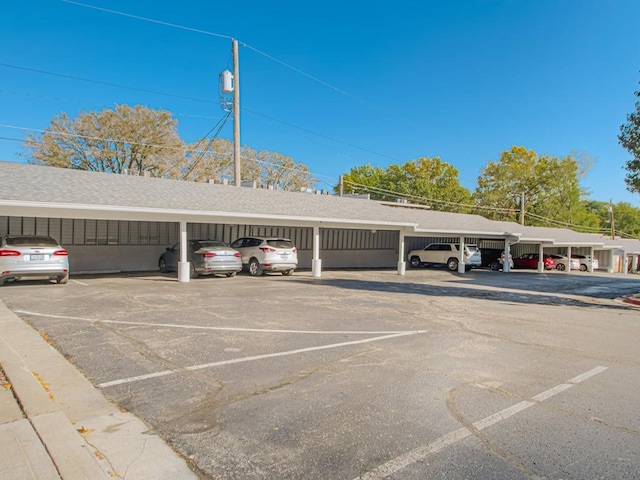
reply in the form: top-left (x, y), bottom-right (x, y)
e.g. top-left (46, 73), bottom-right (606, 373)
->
top-left (220, 70), bottom-right (234, 94)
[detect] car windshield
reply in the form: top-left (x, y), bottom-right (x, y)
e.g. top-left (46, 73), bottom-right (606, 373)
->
top-left (466, 245), bottom-right (479, 252)
top-left (267, 239), bottom-right (294, 249)
top-left (198, 241), bottom-right (227, 248)
top-left (6, 236), bottom-right (58, 246)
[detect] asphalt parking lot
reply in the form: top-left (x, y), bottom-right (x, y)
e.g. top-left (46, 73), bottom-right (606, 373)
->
top-left (1, 268), bottom-right (640, 479)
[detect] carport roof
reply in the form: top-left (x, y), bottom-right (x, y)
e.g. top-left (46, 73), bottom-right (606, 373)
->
top-left (0, 162), bottom-right (517, 238)
top-left (1, 162), bottom-right (639, 253)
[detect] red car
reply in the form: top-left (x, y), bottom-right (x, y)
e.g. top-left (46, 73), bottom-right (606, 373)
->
top-left (513, 253), bottom-right (555, 270)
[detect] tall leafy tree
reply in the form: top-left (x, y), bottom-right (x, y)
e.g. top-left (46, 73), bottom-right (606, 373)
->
top-left (182, 138), bottom-right (315, 191)
top-left (337, 157), bottom-right (471, 211)
top-left (618, 80), bottom-right (640, 194)
top-left (474, 146), bottom-right (590, 225)
top-left (24, 104), bottom-right (186, 177)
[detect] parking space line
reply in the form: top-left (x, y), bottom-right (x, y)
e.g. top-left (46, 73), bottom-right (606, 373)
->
top-left (354, 365), bottom-right (608, 480)
top-left (14, 310), bottom-right (415, 335)
top-left (97, 331), bottom-right (428, 388)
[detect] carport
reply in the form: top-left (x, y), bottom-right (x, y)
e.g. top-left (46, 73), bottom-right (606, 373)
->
top-left (0, 162), bottom-right (423, 281)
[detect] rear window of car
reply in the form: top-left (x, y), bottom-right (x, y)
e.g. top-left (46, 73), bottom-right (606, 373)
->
top-left (198, 241), bottom-right (227, 248)
top-left (6, 236), bottom-right (58, 247)
top-left (267, 239), bottom-right (294, 249)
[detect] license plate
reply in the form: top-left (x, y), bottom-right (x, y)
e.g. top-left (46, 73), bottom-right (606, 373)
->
top-left (30, 254), bottom-right (45, 261)
top-left (280, 254), bottom-right (289, 259)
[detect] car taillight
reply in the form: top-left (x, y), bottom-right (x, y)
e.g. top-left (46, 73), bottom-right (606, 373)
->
top-left (0, 249), bottom-right (21, 256)
top-left (203, 252), bottom-right (217, 258)
top-left (234, 252), bottom-right (241, 258)
top-left (259, 247), bottom-right (276, 253)
top-left (53, 249), bottom-right (68, 256)
top-left (292, 247), bottom-right (297, 253)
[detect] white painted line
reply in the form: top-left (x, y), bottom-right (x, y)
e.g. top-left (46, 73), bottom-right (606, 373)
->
top-left (70, 279), bottom-right (89, 286)
top-left (355, 366), bottom-right (608, 480)
top-left (98, 331), bottom-right (427, 388)
top-left (14, 310), bottom-right (415, 335)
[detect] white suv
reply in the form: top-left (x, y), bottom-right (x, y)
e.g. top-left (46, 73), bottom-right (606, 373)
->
top-left (230, 237), bottom-right (298, 276)
top-left (408, 243), bottom-right (482, 271)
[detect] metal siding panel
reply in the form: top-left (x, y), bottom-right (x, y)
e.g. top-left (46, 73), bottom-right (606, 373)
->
top-left (73, 219), bottom-right (85, 245)
top-left (148, 222), bottom-right (159, 244)
top-left (119, 221), bottom-right (129, 245)
top-left (129, 222), bottom-right (139, 245)
top-left (36, 217), bottom-right (49, 236)
top-left (49, 218), bottom-right (62, 243)
top-left (85, 219), bottom-right (97, 245)
top-left (107, 220), bottom-right (118, 244)
top-left (23, 217), bottom-right (36, 235)
top-left (61, 219), bottom-right (74, 245)
top-left (97, 220), bottom-right (108, 245)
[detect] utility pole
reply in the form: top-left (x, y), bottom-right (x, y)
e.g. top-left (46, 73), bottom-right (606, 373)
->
top-left (519, 192), bottom-right (525, 226)
top-left (232, 39), bottom-right (241, 187)
top-left (609, 201), bottom-right (615, 239)
top-left (339, 175), bottom-right (344, 197)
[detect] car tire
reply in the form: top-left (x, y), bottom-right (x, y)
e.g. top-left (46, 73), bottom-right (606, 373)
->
top-left (409, 256), bottom-right (422, 268)
top-left (580, 264), bottom-right (587, 272)
top-left (190, 263), bottom-right (199, 279)
top-left (57, 274), bottom-right (69, 285)
top-left (282, 269), bottom-right (294, 276)
top-left (226, 272), bottom-right (236, 278)
top-left (159, 257), bottom-right (168, 273)
top-left (447, 258), bottom-right (459, 271)
top-left (248, 258), bottom-right (263, 276)
top-left (556, 263), bottom-right (565, 271)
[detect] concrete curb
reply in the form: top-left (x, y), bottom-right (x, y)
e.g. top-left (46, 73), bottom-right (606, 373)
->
top-left (0, 301), bottom-right (199, 480)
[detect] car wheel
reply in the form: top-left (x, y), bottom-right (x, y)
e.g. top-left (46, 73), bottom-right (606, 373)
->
top-left (226, 272), bottom-right (236, 278)
top-left (447, 258), bottom-right (459, 271)
top-left (580, 264), bottom-right (587, 272)
top-left (282, 269), bottom-right (294, 276)
top-left (409, 256), bottom-right (422, 268)
top-left (159, 257), bottom-right (168, 273)
top-left (248, 258), bottom-right (263, 276)
top-left (57, 274), bottom-right (69, 285)
top-left (490, 261), bottom-right (500, 271)
top-left (190, 263), bottom-right (199, 279)
top-left (556, 263), bottom-right (565, 271)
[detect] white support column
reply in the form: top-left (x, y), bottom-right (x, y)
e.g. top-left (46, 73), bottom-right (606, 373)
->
top-left (458, 236), bottom-right (465, 273)
top-left (589, 246), bottom-right (595, 273)
top-left (608, 249), bottom-right (615, 274)
top-left (178, 221), bottom-right (190, 282)
top-left (632, 254), bottom-right (639, 273)
top-left (537, 244), bottom-right (544, 273)
top-left (312, 226), bottom-right (322, 278)
top-left (397, 230), bottom-right (406, 275)
top-left (503, 242), bottom-right (511, 273)
top-left (566, 246), bottom-right (572, 273)
top-left (623, 253), bottom-right (629, 275)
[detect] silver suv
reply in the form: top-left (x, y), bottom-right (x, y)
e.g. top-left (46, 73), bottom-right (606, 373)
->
top-left (408, 243), bottom-right (482, 271)
top-left (230, 237), bottom-right (298, 276)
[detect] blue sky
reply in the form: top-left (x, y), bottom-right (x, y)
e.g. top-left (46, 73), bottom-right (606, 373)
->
top-left (2, 0), bottom-right (640, 206)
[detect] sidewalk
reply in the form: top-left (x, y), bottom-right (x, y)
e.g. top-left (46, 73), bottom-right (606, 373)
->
top-left (0, 301), bottom-right (199, 480)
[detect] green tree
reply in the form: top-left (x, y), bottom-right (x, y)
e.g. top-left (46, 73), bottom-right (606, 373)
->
top-left (24, 104), bottom-right (186, 177)
top-left (618, 80), bottom-right (640, 194)
top-left (337, 158), bottom-right (471, 212)
top-left (474, 146), bottom-right (591, 225)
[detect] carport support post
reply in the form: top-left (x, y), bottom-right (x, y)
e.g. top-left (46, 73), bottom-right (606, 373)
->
top-left (503, 242), bottom-right (511, 273)
top-left (633, 254), bottom-right (639, 273)
top-left (608, 249), bottom-right (615, 274)
top-left (178, 221), bottom-right (190, 283)
top-left (397, 230), bottom-right (406, 275)
top-left (312, 226), bottom-right (322, 278)
top-left (537, 244), bottom-right (544, 273)
top-left (590, 246), bottom-right (596, 273)
top-left (458, 236), bottom-right (465, 273)
top-left (566, 246), bottom-right (572, 273)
